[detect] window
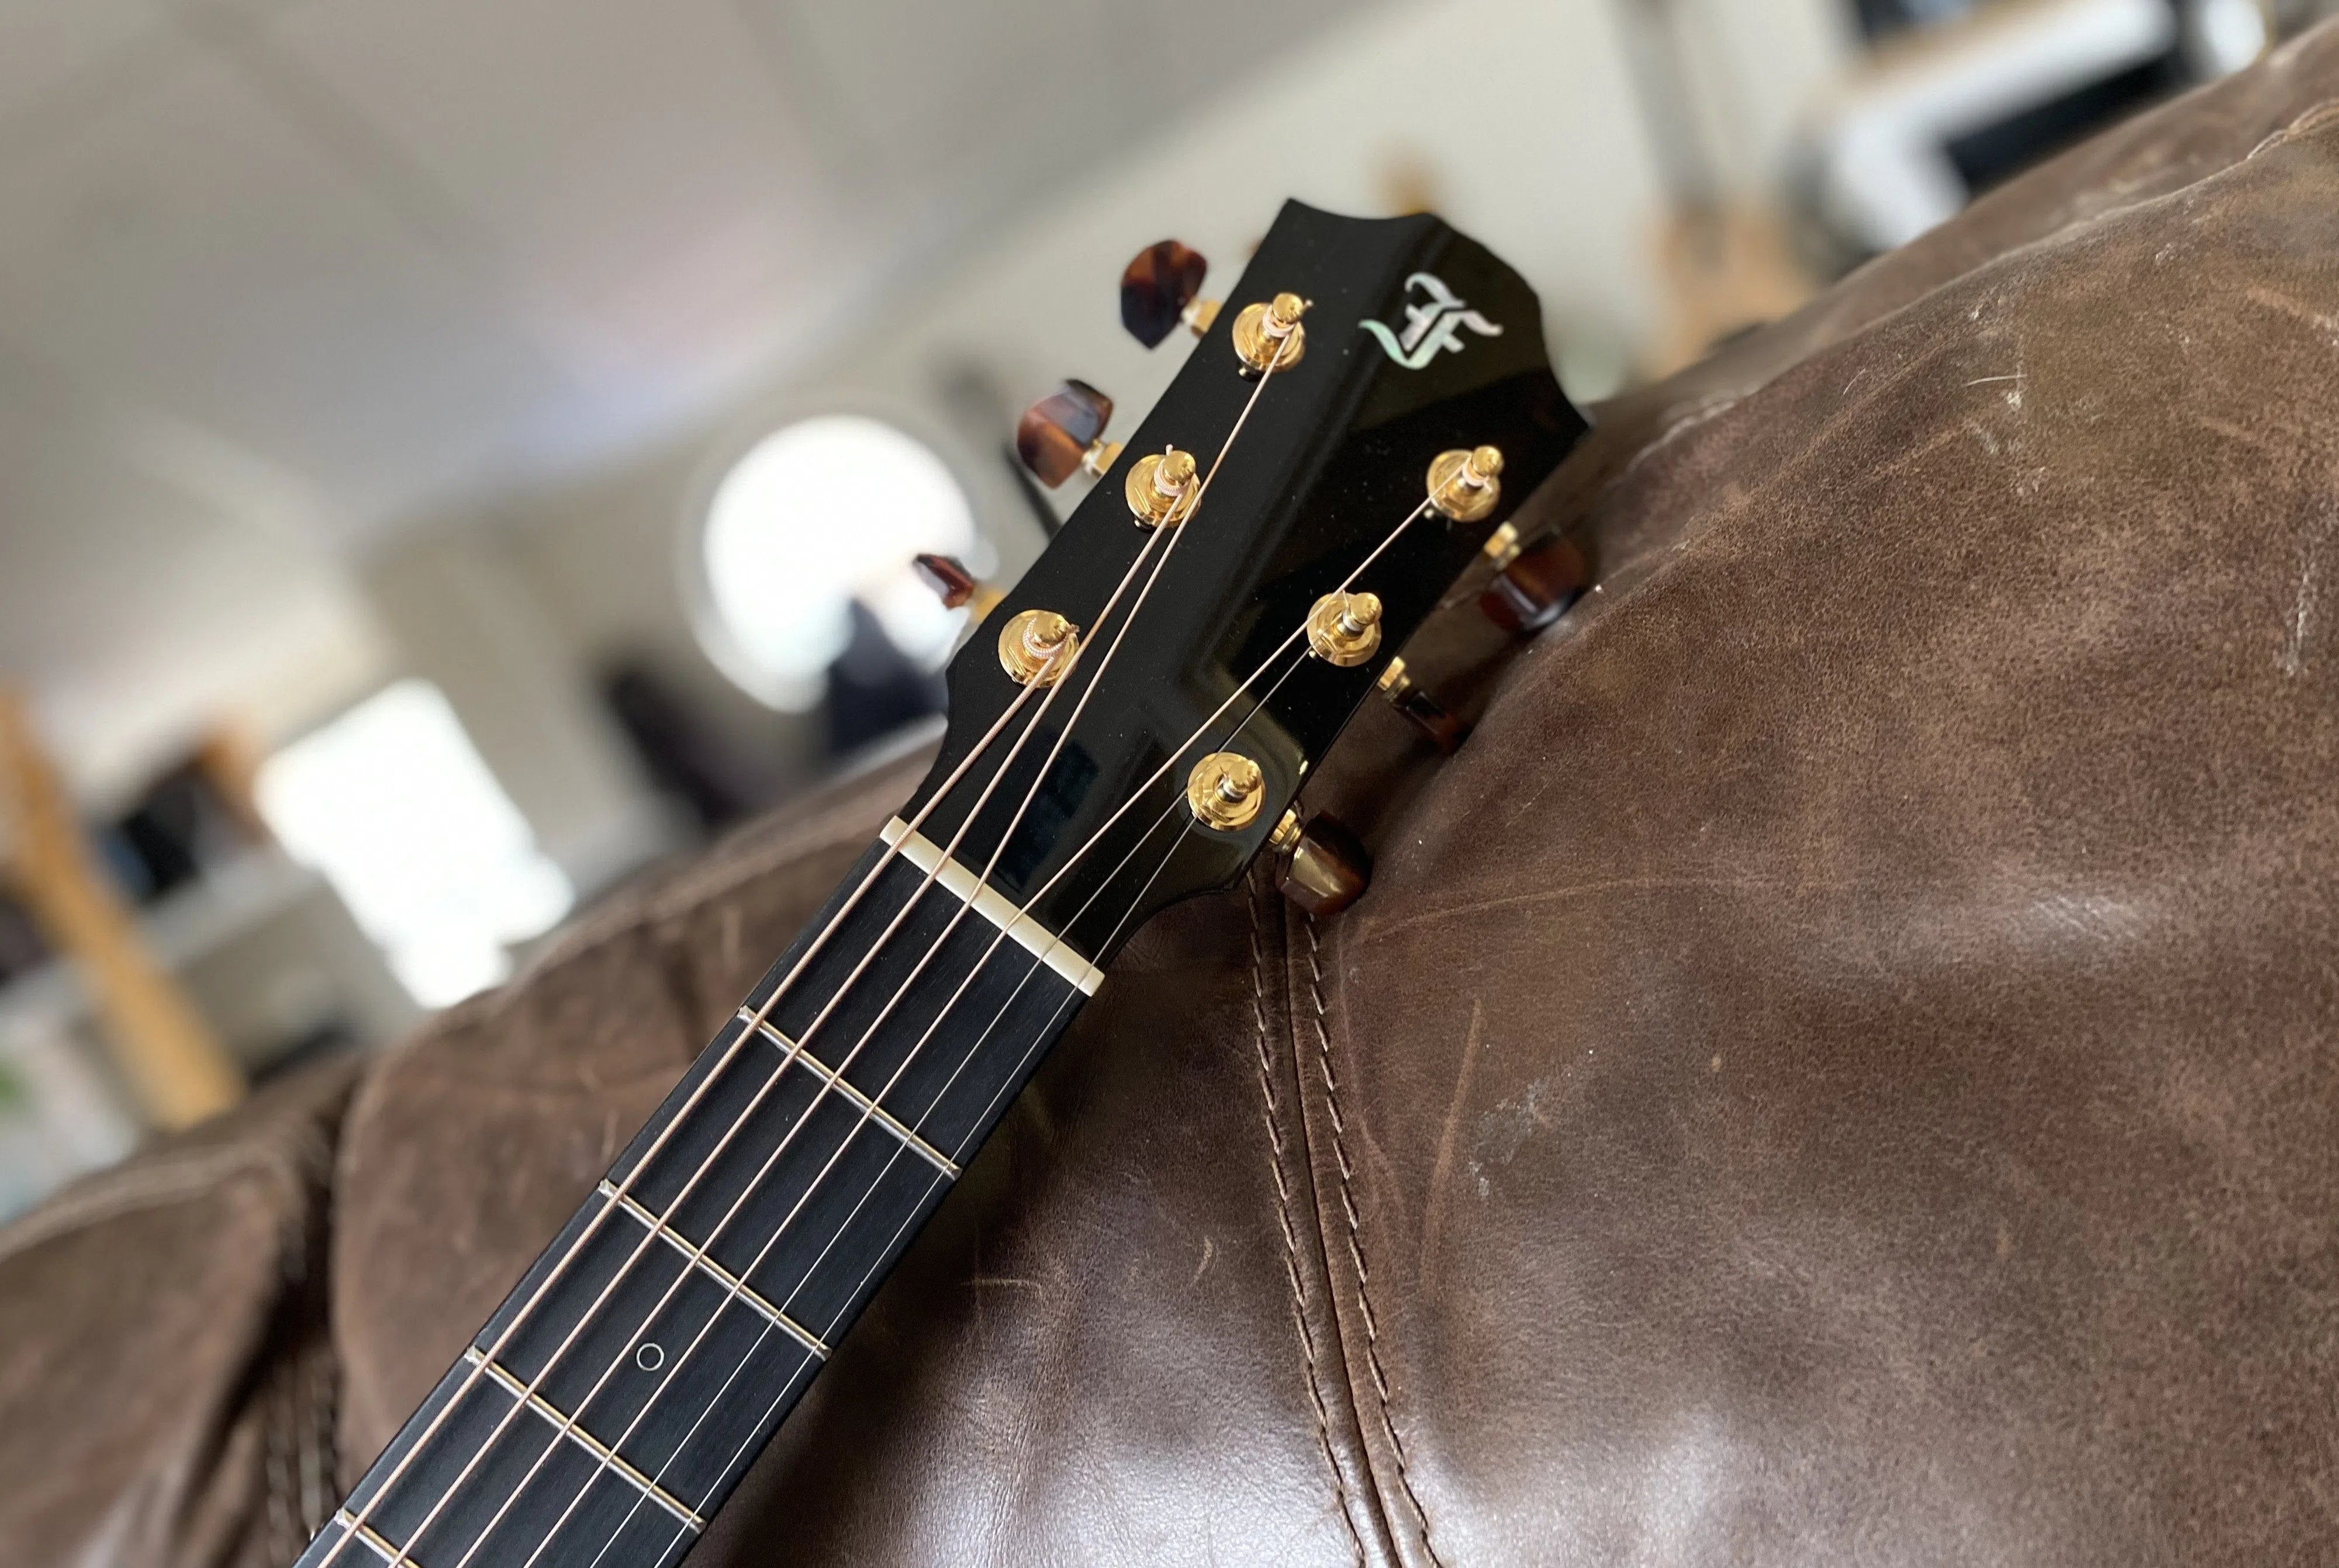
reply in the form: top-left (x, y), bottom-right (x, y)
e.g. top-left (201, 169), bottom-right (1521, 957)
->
top-left (695, 414), bottom-right (983, 711)
top-left (256, 680), bottom-right (573, 1008)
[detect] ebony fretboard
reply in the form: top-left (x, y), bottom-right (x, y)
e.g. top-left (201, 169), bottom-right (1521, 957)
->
top-left (303, 831), bottom-right (1092, 1568)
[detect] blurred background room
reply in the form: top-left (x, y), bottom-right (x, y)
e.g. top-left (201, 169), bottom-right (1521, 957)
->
top-left (0, 0), bottom-right (2324, 1219)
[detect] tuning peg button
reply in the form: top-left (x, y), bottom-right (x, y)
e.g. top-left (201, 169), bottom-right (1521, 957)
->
top-left (1121, 240), bottom-right (1219, 348)
top-left (1015, 380), bottom-right (1124, 488)
top-left (1480, 533), bottom-right (1590, 635)
top-left (914, 553), bottom-right (1003, 619)
top-left (1276, 812), bottom-right (1373, 918)
top-left (1376, 657), bottom-right (1468, 754)
top-left (913, 553), bottom-right (977, 608)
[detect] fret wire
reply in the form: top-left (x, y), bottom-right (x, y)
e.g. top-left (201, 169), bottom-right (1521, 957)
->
top-left (688, 804), bottom-right (1198, 1525)
top-left (311, 684), bottom-right (1049, 1568)
top-left (379, 794), bottom-right (1058, 1568)
top-left (331, 333), bottom-right (1316, 1568)
top-left (459, 1349), bottom-right (707, 1534)
top-left (594, 1181), bottom-right (830, 1358)
top-left (331, 1511), bottom-right (407, 1566)
top-left (427, 839), bottom-right (1098, 1568)
top-left (557, 466), bottom-right (1404, 1566)
top-left (745, 805), bottom-right (1184, 1376)
top-left (549, 440), bottom-right (1235, 1489)
top-left (563, 1168), bottom-right (952, 1568)
top-left (520, 888), bottom-right (1093, 1568)
top-left (732, 1010), bottom-right (960, 1179)
top-left (528, 345), bottom-right (1345, 1568)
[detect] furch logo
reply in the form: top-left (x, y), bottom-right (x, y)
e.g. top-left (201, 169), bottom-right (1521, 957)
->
top-left (1360, 272), bottom-right (1502, 369)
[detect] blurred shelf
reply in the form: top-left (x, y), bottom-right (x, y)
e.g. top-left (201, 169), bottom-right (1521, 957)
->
top-left (0, 849), bottom-right (323, 1040)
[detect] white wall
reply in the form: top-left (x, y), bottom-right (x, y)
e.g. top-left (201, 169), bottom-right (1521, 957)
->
top-left (495, 0), bottom-right (1681, 762)
top-left (374, 0), bottom-right (1854, 878)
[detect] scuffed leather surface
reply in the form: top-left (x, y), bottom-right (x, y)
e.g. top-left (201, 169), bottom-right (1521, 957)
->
top-left (8, 23), bottom-right (2339, 1566)
top-left (0, 1059), bottom-right (354, 1568)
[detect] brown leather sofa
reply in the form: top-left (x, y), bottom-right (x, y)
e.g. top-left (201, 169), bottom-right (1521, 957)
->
top-left (8, 26), bottom-right (2339, 1565)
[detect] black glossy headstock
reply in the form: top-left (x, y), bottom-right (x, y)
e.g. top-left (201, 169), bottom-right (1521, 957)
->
top-left (907, 200), bottom-right (1585, 960)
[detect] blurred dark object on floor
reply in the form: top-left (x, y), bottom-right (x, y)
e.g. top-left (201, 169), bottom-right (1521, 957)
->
top-left (1856, 0), bottom-right (1982, 40)
top-left (0, 896), bottom-right (50, 986)
top-left (1944, 46), bottom-right (2186, 192)
top-left (93, 743), bottom-right (277, 911)
top-left (600, 658), bottom-right (789, 834)
top-left (1804, 0), bottom-right (2276, 257)
top-left (824, 602), bottom-right (946, 757)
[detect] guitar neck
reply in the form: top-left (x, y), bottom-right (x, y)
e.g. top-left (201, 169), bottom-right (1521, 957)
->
top-left (301, 198), bottom-right (1587, 1568)
top-left (306, 822), bottom-right (1097, 1568)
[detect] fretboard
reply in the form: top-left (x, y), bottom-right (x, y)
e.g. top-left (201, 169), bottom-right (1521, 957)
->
top-left (303, 824), bottom-right (1097, 1568)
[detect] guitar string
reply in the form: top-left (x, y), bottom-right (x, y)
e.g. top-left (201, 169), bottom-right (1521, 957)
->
top-left (565, 804), bottom-right (1191, 1568)
top-left (540, 484), bottom-right (1440, 1567)
top-left (489, 338), bottom-right (1300, 1568)
top-left (308, 680), bottom-right (1044, 1568)
top-left (795, 624), bottom-right (1326, 1335)
top-left (577, 660), bottom-right (1283, 1568)
top-left (378, 520), bottom-right (1142, 1568)
top-left (515, 470), bottom-right (1431, 1566)
top-left (392, 341), bottom-right (1298, 1568)
top-left (658, 668), bottom-right (1308, 1553)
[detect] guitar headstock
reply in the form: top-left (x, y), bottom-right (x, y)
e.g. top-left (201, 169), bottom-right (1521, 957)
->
top-left (906, 200), bottom-right (1586, 962)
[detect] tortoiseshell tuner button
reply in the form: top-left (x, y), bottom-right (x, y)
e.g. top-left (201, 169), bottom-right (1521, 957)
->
top-left (913, 553), bottom-right (977, 609)
top-left (1480, 533), bottom-right (1591, 635)
top-left (1120, 240), bottom-right (1218, 348)
top-left (1278, 813), bottom-right (1373, 919)
top-left (1015, 379), bottom-right (1121, 488)
top-left (1376, 656), bottom-right (1469, 754)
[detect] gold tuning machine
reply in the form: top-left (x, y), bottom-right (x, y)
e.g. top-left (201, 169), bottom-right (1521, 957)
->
top-left (1125, 446), bottom-right (1199, 528)
top-left (1480, 522), bottom-right (1522, 570)
top-left (997, 608), bottom-right (1080, 687)
top-left (1016, 380), bottom-right (1122, 488)
top-left (1267, 807), bottom-right (1303, 853)
top-left (1186, 750), bottom-right (1266, 832)
top-left (1121, 240), bottom-right (1220, 347)
top-left (1232, 292), bottom-right (1308, 373)
top-left (1305, 590), bottom-right (1383, 667)
top-left (1427, 444), bottom-right (1504, 522)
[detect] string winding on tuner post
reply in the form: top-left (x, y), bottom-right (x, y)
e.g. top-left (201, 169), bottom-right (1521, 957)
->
top-left (1186, 752), bottom-right (1267, 832)
top-left (1124, 447), bottom-right (1199, 528)
top-left (1428, 443), bottom-right (1505, 521)
top-left (1232, 291), bottom-right (1309, 372)
top-left (996, 609), bottom-right (1080, 687)
top-left (1306, 591), bottom-right (1383, 667)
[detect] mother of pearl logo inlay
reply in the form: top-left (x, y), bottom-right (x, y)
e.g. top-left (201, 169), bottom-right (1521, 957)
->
top-left (1360, 272), bottom-right (1502, 369)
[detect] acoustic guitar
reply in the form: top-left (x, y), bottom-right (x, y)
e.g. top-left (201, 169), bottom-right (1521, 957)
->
top-left (303, 200), bottom-right (1590, 1568)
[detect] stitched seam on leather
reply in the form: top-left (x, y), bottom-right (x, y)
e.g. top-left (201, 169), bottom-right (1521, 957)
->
top-left (265, 1352), bottom-right (297, 1564)
top-left (302, 1330), bottom-right (338, 1542)
top-left (1249, 872), bottom-right (1369, 1568)
top-left (1304, 913), bottom-right (1447, 1568)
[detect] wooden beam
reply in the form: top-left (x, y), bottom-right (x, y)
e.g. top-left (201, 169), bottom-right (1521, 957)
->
top-left (0, 690), bottom-right (243, 1129)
